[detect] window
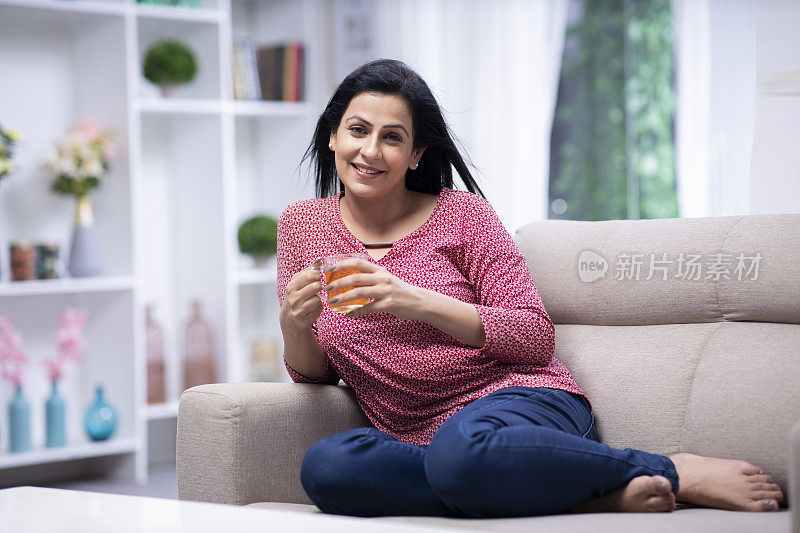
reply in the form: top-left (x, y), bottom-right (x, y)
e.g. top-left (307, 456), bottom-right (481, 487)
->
top-left (549, 0), bottom-right (678, 221)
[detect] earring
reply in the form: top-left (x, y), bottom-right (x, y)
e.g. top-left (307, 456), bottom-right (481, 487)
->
top-left (413, 163), bottom-right (418, 169)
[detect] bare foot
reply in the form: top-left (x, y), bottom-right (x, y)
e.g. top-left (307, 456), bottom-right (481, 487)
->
top-left (668, 453), bottom-right (783, 512)
top-left (570, 475), bottom-right (676, 513)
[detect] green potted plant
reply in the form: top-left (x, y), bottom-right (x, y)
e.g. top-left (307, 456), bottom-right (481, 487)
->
top-left (238, 215), bottom-right (278, 267)
top-left (143, 39), bottom-right (198, 97)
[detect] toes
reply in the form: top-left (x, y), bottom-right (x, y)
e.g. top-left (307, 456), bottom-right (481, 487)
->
top-left (761, 500), bottom-right (778, 511)
top-left (751, 482), bottom-right (780, 491)
top-left (646, 494), bottom-right (676, 512)
top-left (739, 462), bottom-right (763, 476)
top-left (744, 499), bottom-right (778, 512)
top-left (752, 490), bottom-right (783, 503)
top-left (650, 475), bottom-right (672, 495)
top-left (748, 474), bottom-right (773, 484)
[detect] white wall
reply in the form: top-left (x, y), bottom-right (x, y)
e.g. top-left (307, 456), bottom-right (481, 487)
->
top-left (749, 0), bottom-right (800, 215)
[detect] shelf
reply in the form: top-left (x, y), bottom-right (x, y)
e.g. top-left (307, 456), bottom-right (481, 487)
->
top-left (136, 3), bottom-right (223, 23)
top-left (0, 0), bottom-right (127, 18)
top-left (236, 268), bottom-right (278, 286)
top-left (0, 0), bottom-right (318, 488)
top-left (143, 401), bottom-right (180, 421)
top-left (137, 98), bottom-right (223, 115)
top-left (0, 276), bottom-right (135, 297)
top-left (228, 100), bottom-right (313, 118)
top-left (0, 438), bottom-right (137, 470)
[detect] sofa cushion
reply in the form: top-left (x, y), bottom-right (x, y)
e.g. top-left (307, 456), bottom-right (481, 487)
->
top-left (245, 501), bottom-right (790, 532)
top-left (555, 321), bottom-right (800, 492)
top-left (515, 214), bottom-right (800, 326)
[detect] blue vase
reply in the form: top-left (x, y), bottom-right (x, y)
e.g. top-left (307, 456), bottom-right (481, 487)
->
top-left (84, 385), bottom-right (117, 442)
top-left (9, 384), bottom-right (31, 453)
top-left (46, 380), bottom-right (67, 448)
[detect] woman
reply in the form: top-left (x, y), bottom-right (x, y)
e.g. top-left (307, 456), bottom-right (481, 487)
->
top-left (277, 59), bottom-right (783, 518)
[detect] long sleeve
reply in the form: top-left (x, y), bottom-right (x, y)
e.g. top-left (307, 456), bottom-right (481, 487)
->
top-left (268, 189), bottom-right (583, 447)
top-left (462, 197), bottom-right (555, 367)
top-left (277, 205), bottom-right (341, 385)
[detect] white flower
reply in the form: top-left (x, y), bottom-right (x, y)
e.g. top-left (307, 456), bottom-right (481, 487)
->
top-left (84, 159), bottom-right (103, 177)
top-left (59, 157), bottom-right (76, 177)
top-left (79, 144), bottom-right (95, 164)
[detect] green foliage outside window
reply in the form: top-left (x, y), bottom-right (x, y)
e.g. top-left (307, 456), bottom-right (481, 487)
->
top-left (549, 0), bottom-right (678, 221)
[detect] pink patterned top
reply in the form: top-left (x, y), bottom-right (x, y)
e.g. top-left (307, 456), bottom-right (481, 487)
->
top-left (277, 187), bottom-right (586, 446)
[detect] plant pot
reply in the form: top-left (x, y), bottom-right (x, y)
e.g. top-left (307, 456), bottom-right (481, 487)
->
top-left (68, 195), bottom-right (104, 278)
top-left (159, 84), bottom-right (180, 98)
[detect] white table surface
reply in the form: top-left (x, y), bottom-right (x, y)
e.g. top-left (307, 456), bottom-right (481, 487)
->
top-left (0, 486), bottom-right (456, 533)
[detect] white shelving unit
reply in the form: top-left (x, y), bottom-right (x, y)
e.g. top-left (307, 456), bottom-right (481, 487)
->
top-left (0, 0), bottom-right (321, 486)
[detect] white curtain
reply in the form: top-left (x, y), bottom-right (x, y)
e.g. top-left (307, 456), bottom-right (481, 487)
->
top-left (672, 0), bottom-right (757, 218)
top-left (373, 0), bottom-right (569, 231)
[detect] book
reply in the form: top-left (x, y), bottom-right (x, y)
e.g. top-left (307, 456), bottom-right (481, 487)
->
top-left (256, 42), bottom-right (305, 102)
top-left (256, 45), bottom-right (282, 100)
top-left (240, 36), bottom-right (262, 100)
top-left (232, 39), bottom-right (245, 100)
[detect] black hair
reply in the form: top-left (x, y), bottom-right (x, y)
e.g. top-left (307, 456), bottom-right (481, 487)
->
top-left (302, 58), bottom-right (485, 199)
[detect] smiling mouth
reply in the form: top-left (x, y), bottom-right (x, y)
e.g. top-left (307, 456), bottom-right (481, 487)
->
top-left (352, 164), bottom-right (385, 177)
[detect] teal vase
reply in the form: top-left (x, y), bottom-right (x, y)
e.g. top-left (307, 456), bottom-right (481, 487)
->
top-left (84, 385), bottom-right (117, 442)
top-left (46, 380), bottom-right (67, 448)
top-left (9, 384), bottom-right (31, 453)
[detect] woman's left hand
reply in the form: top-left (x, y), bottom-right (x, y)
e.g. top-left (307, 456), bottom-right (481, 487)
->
top-left (324, 258), bottom-right (424, 320)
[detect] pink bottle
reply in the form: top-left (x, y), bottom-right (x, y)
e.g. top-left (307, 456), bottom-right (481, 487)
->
top-left (183, 299), bottom-right (218, 390)
top-left (145, 305), bottom-right (166, 405)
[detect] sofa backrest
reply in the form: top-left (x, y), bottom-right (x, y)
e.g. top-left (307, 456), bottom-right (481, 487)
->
top-left (514, 214), bottom-right (800, 491)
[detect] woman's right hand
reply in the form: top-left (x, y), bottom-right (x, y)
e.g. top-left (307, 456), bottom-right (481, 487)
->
top-left (280, 258), bottom-right (323, 334)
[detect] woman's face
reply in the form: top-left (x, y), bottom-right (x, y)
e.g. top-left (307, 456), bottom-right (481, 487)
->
top-left (329, 92), bottom-right (425, 200)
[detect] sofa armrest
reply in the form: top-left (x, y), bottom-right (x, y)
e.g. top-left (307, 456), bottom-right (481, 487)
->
top-left (176, 382), bottom-right (371, 505)
top-left (791, 418), bottom-right (800, 533)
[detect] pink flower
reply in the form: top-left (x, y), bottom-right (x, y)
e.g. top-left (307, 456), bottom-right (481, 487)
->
top-left (44, 357), bottom-right (66, 382)
top-left (75, 118), bottom-right (100, 142)
top-left (45, 307), bottom-right (87, 382)
top-left (59, 307), bottom-right (86, 331)
top-left (0, 315), bottom-right (27, 386)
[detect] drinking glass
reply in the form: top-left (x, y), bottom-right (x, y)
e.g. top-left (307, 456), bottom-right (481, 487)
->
top-left (321, 253), bottom-right (371, 313)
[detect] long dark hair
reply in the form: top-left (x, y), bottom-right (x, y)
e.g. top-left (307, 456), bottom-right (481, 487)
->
top-left (302, 59), bottom-right (485, 199)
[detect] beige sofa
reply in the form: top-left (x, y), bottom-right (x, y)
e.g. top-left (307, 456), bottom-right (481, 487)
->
top-left (178, 213), bottom-right (799, 532)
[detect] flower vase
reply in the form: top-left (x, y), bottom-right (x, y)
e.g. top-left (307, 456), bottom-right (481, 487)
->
top-left (68, 195), bottom-right (104, 278)
top-left (84, 385), bottom-right (117, 442)
top-left (9, 384), bottom-right (31, 453)
top-left (46, 380), bottom-right (67, 448)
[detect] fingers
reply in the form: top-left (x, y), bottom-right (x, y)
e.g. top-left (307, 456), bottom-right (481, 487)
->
top-left (325, 272), bottom-right (373, 293)
top-left (323, 257), bottom-right (375, 274)
top-left (287, 259), bottom-right (323, 292)
top-left (295, 282), bottom-right (323, 306)
top-left (327, 287), bottom-right (375, 306)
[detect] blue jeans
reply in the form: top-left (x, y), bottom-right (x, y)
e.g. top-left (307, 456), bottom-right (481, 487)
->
top-left (300, 386), bottom-right (680, 518)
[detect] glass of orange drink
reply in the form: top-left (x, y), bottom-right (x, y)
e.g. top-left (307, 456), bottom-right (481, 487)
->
top-left (321, 253), bottom-right (372, 313)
